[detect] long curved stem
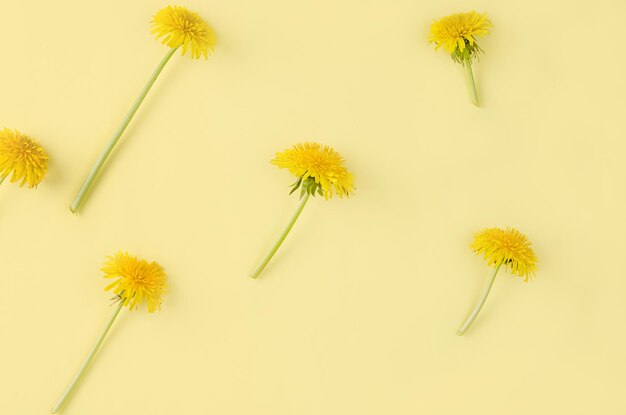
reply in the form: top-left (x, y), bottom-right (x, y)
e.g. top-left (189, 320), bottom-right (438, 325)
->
top-left (464, 57), bottom-right (479, 107)
top-left (457, 260), bottom-right (503, 336)
top-left (69, 47), bottom-right (179, 214)
top-left (250, 193), bottom-right (311, 279)
top-left (51, 301), bottom-right (124, 413)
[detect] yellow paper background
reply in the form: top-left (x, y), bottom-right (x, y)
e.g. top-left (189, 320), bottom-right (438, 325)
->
top-left (1, 0), bottom-right (625, 413)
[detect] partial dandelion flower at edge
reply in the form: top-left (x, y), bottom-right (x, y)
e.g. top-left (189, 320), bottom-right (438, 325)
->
top-left (0, 128), bottom-right (48, 188)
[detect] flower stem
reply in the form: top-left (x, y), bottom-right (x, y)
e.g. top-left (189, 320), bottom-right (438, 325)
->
top-left (69, 46), bottom-right (179, 214)
top-left (51, 300), bottom-right (124, 413)
top-left (464, 57), bottom-right (479, 107)
top-left (457, 260), bottom-right (503, 336)
top-left (250, 193), bottom-right (311, 279)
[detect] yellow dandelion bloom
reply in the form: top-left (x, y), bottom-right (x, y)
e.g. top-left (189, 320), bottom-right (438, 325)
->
top-left (151, 5), bottom-right (216, 59)
top-left (70, 6), bottom-right (218, 213)
top-left (250, 142), bottom-right (355, 279)
top-left (52, 253), bottom-right (169, 413)
top-left (471, 227), bottom-right (538, 281)
top-left (272, 142), bottom-right (354, 200)
top-left (428, 11), bottom-right (492, 106)
top-left (102, 252), bottom-right (167, 312)
top-left (0, 128), bottom-right (48, 188)
top-left (428, 11), bottom-right (492, 61)
top-left (458, 226), bottom-right (538, 335)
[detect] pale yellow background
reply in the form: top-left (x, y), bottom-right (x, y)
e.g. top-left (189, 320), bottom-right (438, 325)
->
top-left (1, 0), bottom-right (625, 413)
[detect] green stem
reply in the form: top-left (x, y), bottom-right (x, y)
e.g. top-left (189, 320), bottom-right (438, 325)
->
top-left (250, 193), bottom-right (311, 279)
top-left (457, 260), bottom-right (503, 336)
top-left (464, 57), bottom-right (479, 107)
top-left (69, 47), bottom-right (179, 214)
top-left (51, 300), bottom-right (124, 413)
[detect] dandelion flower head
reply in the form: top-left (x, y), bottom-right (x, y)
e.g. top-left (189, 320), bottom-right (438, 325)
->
top-left (151, 5), bottom-right (216, 59)
top-left (272, 142), bottom-right (354, 199)
top-left (428, 11), bottom-right (492, 62)
top-left (471, 227), bottom-right (537, 281)
top-left (103, 252), bottom-right (167, 312)
top-left (0, 128), bottom-right (48, 188)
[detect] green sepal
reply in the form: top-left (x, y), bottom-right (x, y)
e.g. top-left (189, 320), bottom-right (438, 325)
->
top-left (289, 177), bottom-right (303, 195)
top-left (451, 39), bottom-right (483, 64)
top-left (291, 176), bottom-right (323, 199)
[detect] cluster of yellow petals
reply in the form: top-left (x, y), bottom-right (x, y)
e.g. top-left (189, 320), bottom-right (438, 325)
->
top-left (0, 128), bottom-right (48, 188)
top-left (428, 11), bottom-right (492, 57)
top-left (471, 227), bottom-right (538, 281)
top-left (151, 5), bottom-right (216, 59)
top-left (272, 142), bottom-right (355, 199)
top-left (102, 252), bottom-right (167, 312)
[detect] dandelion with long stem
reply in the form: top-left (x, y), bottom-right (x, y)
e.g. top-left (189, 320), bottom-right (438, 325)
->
top-left (51, 252), bottom-right (167, 413)
top-left (428, 11), bottom-right (492, 106)
top-left (250, 142), bottom-right (354, 279)
top-left (0, 128), bottom-right (48, 189)
top-left (457, 227), bottom-right (537, 336)
top-left (70, 5), bottom-right (216, 213)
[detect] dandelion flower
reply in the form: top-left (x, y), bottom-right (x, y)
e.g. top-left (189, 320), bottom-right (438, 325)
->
top-left (70, 5), bottom-right (217, 214)
top-left (472, 227), bottom-right (537, 281)
top-left (250, 142), bottom-right (355, 279)
top-left (0, 128), bottom-right (48, 188)
top-left (151, 5), bottom-right (216, 59)
top-left (52, 253), bottom-right (167, 413)
top-left (428, 11), bottom-right (492, 60)
top-left (428, 11), bottom-right (492, 106)
top-left (103, 251), bottom-right (167, 312)
top-left (271, 142), bottom-right (354, 200)
top-left (457, 227), bottom-right (537, 335)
